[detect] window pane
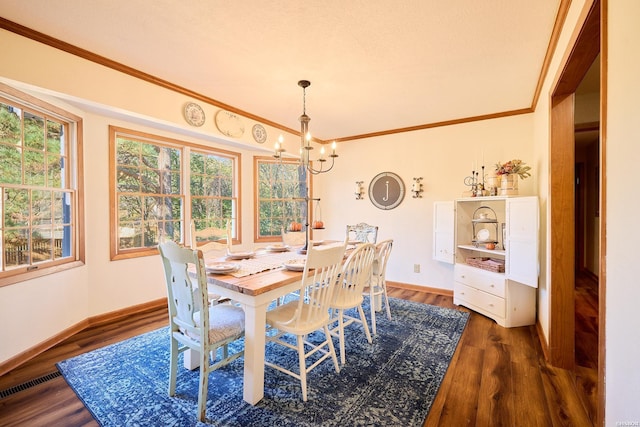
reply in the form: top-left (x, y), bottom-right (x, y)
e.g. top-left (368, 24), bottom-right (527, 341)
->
top-left (140, 168), bottom-right (159, 193)
top-left (23, 111), bottom-right (45, 150)
top-left (48, 154), bottom-right (62, 187)
top-left (0, 103), bottom-right (22, 146)
top-left (119, 195), bottom-right (142, 222)
top-left (4, 228), bottom-right (29, 268)
top-left (32, 190), bottom-right (52, 226)
top-left (117, 139), bottom-right (140, 166)
top-left (0, 145), bottom-right (22, 184)
top-left (32, 227), bottom-right (53, 263)
top-left (4, 188), bottom-right (29, 227)
top-left (117, 166), bottom-right (140, 192)
top-left (46, 119), bottom-right (64, 154)
top-left (24, 149), bottom-right (45, 186)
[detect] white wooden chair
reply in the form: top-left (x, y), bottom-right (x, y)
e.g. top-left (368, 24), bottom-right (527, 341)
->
top-left (281, 226), bottom-right (307, 248)
top-left (158, 240), bottom-right (245, 422)
top-left (346, 222), bottom-right (378, 244)
top-left (189, 220), bottom-right (229, 305)
top-left (329, 242), bottom-right (376, 365)
top-left (190, 219), bottom-right (231, 257)
top-left (366, 239), bottom-right (393, 335)
top-left (264, 242), bottom-right (346, 401)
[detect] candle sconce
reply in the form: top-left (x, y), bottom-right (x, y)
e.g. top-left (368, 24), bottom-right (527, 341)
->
top-left (355, 181), bottom-right (364, 200)
top-left (411, 177), bottom-right (424, 198)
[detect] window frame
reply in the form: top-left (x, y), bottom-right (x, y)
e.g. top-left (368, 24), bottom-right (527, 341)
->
top-left (0, 83), bottom-right (84, 287)
top-left (253, 156), bottom-right (313, 243)
top-left (109, 126), bottom-right (240, 260)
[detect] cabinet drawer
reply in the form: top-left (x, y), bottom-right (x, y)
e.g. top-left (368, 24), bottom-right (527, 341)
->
top-left (455, 282), bottom-right (505, 318)
top-left (454, 264), bottom-right (505, 297)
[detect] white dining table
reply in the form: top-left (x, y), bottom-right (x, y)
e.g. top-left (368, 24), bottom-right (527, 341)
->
top-left (200, 250), bottom-right (309, 405)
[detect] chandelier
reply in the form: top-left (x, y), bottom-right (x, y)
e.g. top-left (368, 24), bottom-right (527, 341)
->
top-left (273, 80), bottom-right (338, 253)
top-left (274, 80), bottom-right (338, 174)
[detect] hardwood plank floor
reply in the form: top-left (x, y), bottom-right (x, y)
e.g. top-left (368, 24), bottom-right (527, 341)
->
top-left (0, 287), bottom-right (592, 426)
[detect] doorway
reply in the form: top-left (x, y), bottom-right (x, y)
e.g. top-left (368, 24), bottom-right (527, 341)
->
top-left (549, 0), bottom-right (603, 425)
top-left (574, 56), bottom-right (600, 422)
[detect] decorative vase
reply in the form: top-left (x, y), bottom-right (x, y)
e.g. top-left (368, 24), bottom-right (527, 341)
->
top-left (500, 174), bottom-right (519, 195)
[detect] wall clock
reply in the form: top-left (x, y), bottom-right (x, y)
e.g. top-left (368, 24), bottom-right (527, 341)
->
top-left (183, 102), bottom-right (205, 127)
top-left (252, 124), bottom-right (267, 144)
top-left (215, 110), bottom-right (245, 138)
top-left (369, 171), bottom-right (406, 210)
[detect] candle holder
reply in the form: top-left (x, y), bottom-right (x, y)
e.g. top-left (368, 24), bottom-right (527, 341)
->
top-left (411, 177), bottom-right (424, 198)
top-left (355, 181), bottom-right (364, 200)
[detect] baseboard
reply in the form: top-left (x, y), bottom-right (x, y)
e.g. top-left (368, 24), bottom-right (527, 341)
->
top-left (0, 298), bottom-right (167, 377)
top-left (387, 281), bottom-right (454, 297)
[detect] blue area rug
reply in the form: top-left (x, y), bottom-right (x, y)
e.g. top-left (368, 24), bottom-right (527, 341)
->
top-left (57, 298), bottom-right (468, 426)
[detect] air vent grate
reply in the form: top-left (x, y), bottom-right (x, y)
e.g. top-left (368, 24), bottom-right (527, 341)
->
top-left (0, 371), bottom-right (62, 399)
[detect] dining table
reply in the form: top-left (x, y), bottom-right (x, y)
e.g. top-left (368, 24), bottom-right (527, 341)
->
top-left (197, 243), bottom-right (344, 405)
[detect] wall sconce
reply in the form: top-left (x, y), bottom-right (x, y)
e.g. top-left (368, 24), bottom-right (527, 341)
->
top-left (411, 177), bottom-right (424, 198)
top-left (355, 181), bottom-right (364, 200)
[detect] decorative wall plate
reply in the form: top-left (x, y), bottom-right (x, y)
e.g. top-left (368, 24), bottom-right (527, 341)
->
top-left (252, 124), bottom-right (267, 144)
top-left (183, 102), bottom-right (205, 127)
top-left (369, 171), bottom-right (406, 210)
top-left (215, 110), bottom-right (245, 138)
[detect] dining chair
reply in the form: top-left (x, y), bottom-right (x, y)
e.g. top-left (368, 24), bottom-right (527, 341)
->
top-left (189, 220), bottom-right (229, 305)
top-left (158, 240), bottom-right (245, 422)
top-left (191, 219), bottom-right (232, 256)
top-left (281, 226), bottom-right (307, 248)
top-left (264, 242), bottom-right (346, 401)
top-left (346, 222), bottom-right (379, 244)
top-left (366, 239), bottom-right (394, 335)
top-left (329, 242), bottom-right (376, 365)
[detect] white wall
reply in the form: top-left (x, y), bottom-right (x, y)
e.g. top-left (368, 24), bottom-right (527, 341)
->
top-left (313, 115), bottom-right (535, 289)
top-left (604, 0), bottom-right (640, 424)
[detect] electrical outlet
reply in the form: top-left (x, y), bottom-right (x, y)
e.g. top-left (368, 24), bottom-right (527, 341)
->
top-left (414, 264), bottom-right (420, 273)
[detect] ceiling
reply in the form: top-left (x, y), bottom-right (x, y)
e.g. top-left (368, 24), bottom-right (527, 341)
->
top-left (1, 1), bottom-right (564, 142)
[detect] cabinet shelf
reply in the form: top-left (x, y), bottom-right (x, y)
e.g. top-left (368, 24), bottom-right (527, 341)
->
top-left (458, 244), bottom-right (505, 255)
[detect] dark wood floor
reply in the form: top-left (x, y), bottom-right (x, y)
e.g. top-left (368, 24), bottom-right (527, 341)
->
top-left (0, 287), bottom-right (593, 426)
top-left (574, 270), bottom-right (600, 425)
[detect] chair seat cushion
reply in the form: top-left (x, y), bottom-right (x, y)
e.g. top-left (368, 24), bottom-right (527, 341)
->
top-left (266, 300), bottom-right (329, 335)
top-left (193, 304), bottom-right (245, 344)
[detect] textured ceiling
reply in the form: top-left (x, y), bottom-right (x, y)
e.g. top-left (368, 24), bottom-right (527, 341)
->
top-left (0, 1), bottom-right (563, 142)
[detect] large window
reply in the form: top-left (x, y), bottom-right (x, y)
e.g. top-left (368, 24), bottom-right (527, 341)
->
top-left (110, 127), bottom-right (239, 259)
top-left (0, 87), bottom-right (82, 286)
top-left (255, 156), bottom-right (309, 242)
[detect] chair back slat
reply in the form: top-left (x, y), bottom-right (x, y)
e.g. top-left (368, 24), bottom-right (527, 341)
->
top-left (291, 243), bottom-right (346, 328)
top-left (334, 243), bottom-right (376, 307)
top-left (346, 223), bottom-right (378, 244)
top-left (374, 239), bottom-right (393, 279)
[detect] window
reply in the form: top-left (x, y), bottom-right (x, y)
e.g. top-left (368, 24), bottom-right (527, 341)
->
top-left (110, 126), bottom-right (239, 259)
top-left (254, 156), bottom-right (309, 242)
top-left (0, 86), bottom-right (82, 286)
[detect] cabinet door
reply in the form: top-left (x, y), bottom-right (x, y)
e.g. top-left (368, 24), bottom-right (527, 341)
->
top-left (433, 201), bottom-right (454, 264)
top-left (506, 196), bottom-right (539, 287)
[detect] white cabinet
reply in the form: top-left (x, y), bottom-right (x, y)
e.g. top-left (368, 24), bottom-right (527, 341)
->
top-left (433, 201), bottom-right (454, 263)
top-left (452, 196), bottom-right (538, 328)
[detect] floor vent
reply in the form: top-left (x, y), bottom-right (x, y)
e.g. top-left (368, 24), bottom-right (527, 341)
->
top-left (0, 370), bottom-right (62, 399)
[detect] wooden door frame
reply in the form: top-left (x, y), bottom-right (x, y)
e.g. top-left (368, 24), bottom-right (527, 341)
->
top-left (549, 0), bottom-right (605, 425)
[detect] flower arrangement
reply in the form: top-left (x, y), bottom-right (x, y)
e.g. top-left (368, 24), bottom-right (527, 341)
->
top-left (495, 159), bottom-right (531, 179)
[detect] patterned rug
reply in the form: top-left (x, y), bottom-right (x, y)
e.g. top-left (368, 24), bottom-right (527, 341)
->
top-left (57, 298), bottom-right (469, 426)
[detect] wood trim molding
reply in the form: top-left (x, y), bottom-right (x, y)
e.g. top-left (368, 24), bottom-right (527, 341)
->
top-left (387, 281), bottom-right (454, 297)
top-left (0, 298), bottom-right (167, 376)
top-left (0, 13), bottom-right (560, 145)
top-left (0, 16), bottom-right (299, 139)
